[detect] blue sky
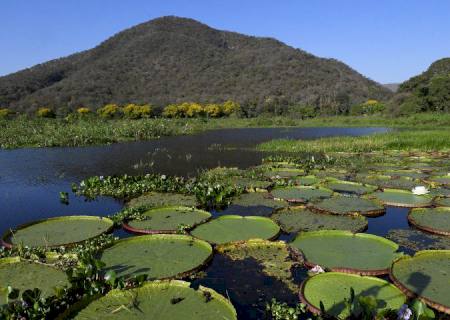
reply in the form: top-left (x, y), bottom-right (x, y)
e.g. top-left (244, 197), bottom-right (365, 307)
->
top-left (1, 0), bottom-right (449, 83)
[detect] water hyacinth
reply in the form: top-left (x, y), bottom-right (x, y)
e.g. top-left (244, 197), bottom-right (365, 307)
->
top-left (397, 304), bottom-right (412, 320)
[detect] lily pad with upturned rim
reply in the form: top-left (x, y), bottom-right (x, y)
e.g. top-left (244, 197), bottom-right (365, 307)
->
top-left (408, 207), bottom-right (450, 236)
top-left (270, 186), bottom-right (333, 203)
top-left (263, 168), bottom-right (305, 179)
top-left (0, 257), bottom-right (69, 306)
top-left (190, 215), bottom-right (280, 245)
top-left (123, 206), bottom-right (211, 234)
top-left (73, 280), bottom-right (237, 320)
top-left (231, 192), bottom-right (288, 209)
top-left (299, 272), bottom-right (406, 319)
top-left (2, 215), bottom-right (114, 248)
top-left (271, 207), bottom-right (368, 233)
top-left (390, 250), bottom-right (450, 314)
top-left (354, 174), bottom-right (419, 190)
top-left (100, 234), bottom-right (213, 279)
top-left (427, 175), bottom-right (450, 186)
top-left (371, 189), bottom-right (433, 208)
top-left (309, 196), bottom-right (385, 217)
top-left (126, 192), bottom-right (198, 208)
top-left (292, 175), bottom-right (321, 186)
top-left (290, 230), bottom-right (400, 275)
top-left (436, 197), bottom-right (450, 207)
top-left (323, 179), bottom-right (377, 195)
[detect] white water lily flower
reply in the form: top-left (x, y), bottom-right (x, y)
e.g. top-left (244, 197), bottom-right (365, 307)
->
top-left (99, 176), bottom-right (104, 181)
top-left (397, 304), bottom-right (412, 320)
top-left (161, 175), bottom-right (166, 180)
top-left (310, 265), bottom-right (325, 275)
top-left (411, 186), bottom-right (429, 195)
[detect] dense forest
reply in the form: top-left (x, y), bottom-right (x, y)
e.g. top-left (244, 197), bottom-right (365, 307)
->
top-left (390, 58), bottom-right (450, 114)
top-left (0, 16), bottom-right (391, 116)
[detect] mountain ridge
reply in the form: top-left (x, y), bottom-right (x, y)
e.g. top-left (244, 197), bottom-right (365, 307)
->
top-left (0, 16), bottom-right (392, 113)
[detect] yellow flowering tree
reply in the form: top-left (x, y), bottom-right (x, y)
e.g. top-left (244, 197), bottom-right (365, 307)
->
top-left (0, 108), bottom-right (11, 119)
top-left (36, 107), bottom-right (55, 118)
top-left (204, 104), bottom-right (222, 118)
top-left (97, 104), bottom-right (121, 118)
top-left (185, 103), bottom-right (204, 117)
top-left (221, 100), bottom-right (240, 116)
top-left (123, 104), bottom-right (153, 119)
top-left (162, 104), bottom-right (180, 118)
top-left (76, 107), bottom-right (91, 116)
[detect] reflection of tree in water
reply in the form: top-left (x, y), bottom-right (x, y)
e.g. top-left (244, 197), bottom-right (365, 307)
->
top-left (192, 254), bottom-right (308, 320)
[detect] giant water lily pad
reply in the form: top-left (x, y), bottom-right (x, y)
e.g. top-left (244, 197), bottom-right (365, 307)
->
top-left (383, 169), bottom-right (428, 180)
top-left (427, 175), bottom-right (450, 186)
top-left (324, 179), bottom-right (377, 195)
top-left (0, 257), bottom-right (69, 305)
top-left (270, 186), bottom-right (333, 203)
top-left (229, 177), bottom-right (272, 191)
top-left (231, 192), bottom-right (288, 208)
top-left (126, 192), bottom-right (198, 208)
top-left (436, 197), bottom-right (450, 207)
top-left (290, 230), bottom-right (400, 275)
top-left (3, 216), bottom-right (114, 248)
top-left (310, 196), bottom-right (385, 217)
top-left (372, 189), bottom-right (433, 208)
top-left (292, 175), bottom-right (321, 186)
top-left (123, 206), bottom-right (211, 234)
top-left (190, 215), bottom-right (280, 245)
top-left (73, 280), bottom-right (237, 320)
top-left (300, 272), bottom-right (406, 319)
top-left (354, 174), bottom-right (418, 190)
top-left (386, 229), bottom-right (450, 251)
top-left (263, 168), bottom-right (305, 179)
top-left (408, 208), bottom-right (450, 236)
top-left (100, 234), bottom-right (212, 279)
top-left (271, 207), bottom-right (367, 233)
top-left (390, 250), bottom-right (450, 314)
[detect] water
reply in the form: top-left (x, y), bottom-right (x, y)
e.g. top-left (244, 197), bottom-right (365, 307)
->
top-left (0, 126), bottom-right (388, 233)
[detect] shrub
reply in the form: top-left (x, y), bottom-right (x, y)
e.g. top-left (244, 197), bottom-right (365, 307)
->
top-left (185, 103), bottom-right (204, 117)
top-left (0, 108), bottom-right (12, 119)
top-left (350, 100), bottom-right (385, 115)
top-left (204, 104), bottom-right (222, 117)
top-left (36, 107), bottom-right (55, 118)
top-left (221, 100), bottom-right (240, 116)
top-left (162, 104), bottom-right (180, 118)
top-left (76, 107), bottom-right (91, 116)
top-left (123, 104), bottom-right (153, 119)
top-left (97, 104), bottom-right (121, 118)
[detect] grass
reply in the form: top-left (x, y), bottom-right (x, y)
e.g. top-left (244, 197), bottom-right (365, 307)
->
top-left (1, 112), bottom-right (450, 149)
top-left (257, 129), bottom-right (450, 153)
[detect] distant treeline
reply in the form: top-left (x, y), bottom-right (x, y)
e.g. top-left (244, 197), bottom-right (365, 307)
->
top-left (1, 99), bottom-right (389, 120)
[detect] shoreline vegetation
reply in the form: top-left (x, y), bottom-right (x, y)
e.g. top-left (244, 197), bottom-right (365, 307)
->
top-left (1, 112), bottom-right (450, 150)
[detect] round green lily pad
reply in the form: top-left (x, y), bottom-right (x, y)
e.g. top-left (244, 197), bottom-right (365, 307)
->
top-left (383, 169), bottom-right (428, 180)
top-left (263, 168), bottom-right (305, 179)
top-left (126, 192), bottom-right (198, 208)
top-left (290, 230), bottom-right (399, 275)
top-left (0, 257), bottom-right (69, 306)
top-left (231, 192), bottom-right (288, 208)
top-left (372, 189), bottom-right (433, 208)
top-left (100, 234), bottom-right (212, 279)
top-left (390, 250), bottom-right (450, 314)
top-left (292, 175), bottom-right (320, 186)
top-left (310, 196), bottom-right (385, 217)
top-left (123, 206), bottom-right (211, 234)
top-left (408, 208), bottom-right (450, 236)
top-left (300, 272), bottom-right (406, 319)
top-left (73, 280), bottom-right (237, 320)
top-left (427, 175), bottom-right (450, 186)
top-left (324, 179), bottom-right (377, 195)
top-left (354, 174), bottom-right (418, 190)
top-left (429, 188), bottom-right (450, 198)
top-left (271, 207), bottom-right (367, 233)
top-left (270, 186), bottom-right (333, 203)
top-left (190, 215), bottom-right (280, 245)
top-left (229, 177), bottom-right (272, 191)
top-left (436, 197), bottom-right (450, 207)
top-left (3, 216), bottom-right (114, 248)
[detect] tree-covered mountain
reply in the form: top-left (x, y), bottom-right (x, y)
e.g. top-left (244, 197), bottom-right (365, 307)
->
top-left (391, 58), bottom-right (450, 114)
top-left (0, 16), bottom-right (391, 114)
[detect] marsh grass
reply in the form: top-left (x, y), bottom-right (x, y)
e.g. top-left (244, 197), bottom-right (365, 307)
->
top-left (257, 129), bottom-right (450, 153)
top-left (1, 113), bottom-right (450, 149)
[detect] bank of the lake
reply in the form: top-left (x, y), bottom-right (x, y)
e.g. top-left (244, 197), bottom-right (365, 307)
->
top-left (1, 113), bottom-right (450, 149)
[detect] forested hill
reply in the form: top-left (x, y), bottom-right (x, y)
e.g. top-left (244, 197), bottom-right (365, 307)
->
top-left (391, 58), bottom-right (450, 113)
top-left (0, 16), bottom-right (391, 113)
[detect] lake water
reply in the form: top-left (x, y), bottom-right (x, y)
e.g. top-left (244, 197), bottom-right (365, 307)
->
top-left (0, 126), bottom-right (389, 233)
